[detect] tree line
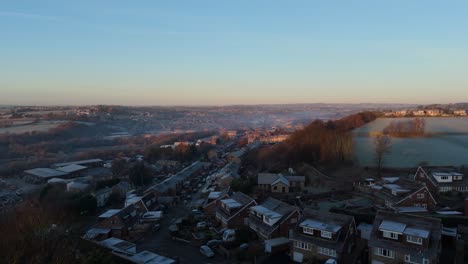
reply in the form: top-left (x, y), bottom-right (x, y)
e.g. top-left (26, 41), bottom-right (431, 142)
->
top-left (382, 118), bottom-right (426, 137)
top-left (249, 111), bottom-right (378, 171)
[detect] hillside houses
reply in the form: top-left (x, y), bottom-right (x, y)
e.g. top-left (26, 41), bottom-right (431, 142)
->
top-left (146, 161), bottom-right (209, 197)
top-left (257, 173), bottom-right (305, 193)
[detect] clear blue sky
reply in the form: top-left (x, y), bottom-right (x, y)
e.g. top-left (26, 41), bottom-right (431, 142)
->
top-left (1, 0), bottom-right (468, 106)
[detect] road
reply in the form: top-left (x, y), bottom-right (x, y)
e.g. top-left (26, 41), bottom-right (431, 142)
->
top-left (137, 194), bottom-right (229, 263)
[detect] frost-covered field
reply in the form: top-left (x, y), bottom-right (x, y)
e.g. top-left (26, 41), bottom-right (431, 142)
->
top-left (0, 120), bottom-right (67, 134)
top-left (353, 117), bottom-right (468, 167)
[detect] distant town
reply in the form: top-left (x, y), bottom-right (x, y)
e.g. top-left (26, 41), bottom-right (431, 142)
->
top-left (0, 103), bottom-right (467, 264)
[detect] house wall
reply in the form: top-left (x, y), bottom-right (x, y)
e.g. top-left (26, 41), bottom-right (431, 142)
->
top-left (203, 200), bottom-right (221, 215)
top-left (376, 230), bottom-right (430, 248)
top-left (272, 182), bottom-right (289, 193)
top-left (97, 216), bottom-right (128, 238)
top-left (369, 247), bottom-right (437, 264)
top-left (227, 208), bottom-right (251, 229)
top-left (290, 241), bottom-right (341, 263)
top-left (414, 169), bottom-right (439, 193)
top-left (269, 211), bottom-right (300, 239)
top-left (396, 188), bottom-right (436, 210)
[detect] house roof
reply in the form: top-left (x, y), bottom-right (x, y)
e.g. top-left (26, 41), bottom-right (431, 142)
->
top-left (216, 192), bottom-right (256, 222)
top-left (67, 181), bottom-right (89, 190)
top-left (99, 209), bottom-right (121, 218)
top-left (100, 237), bottom-right (135, 254)
top-left (53, 158), bottom-right (102, 168)
top-left (221, 198), bottom-right (242, 209)
top-left (24, 168), bottom-right (67, 179)
top-left (272, 176), bottom-right (290, 187)
top-left (56, 164), bottom-right (87, 173)
top-left (148, 161), bottom-right (203, 193)
top-left (128, 251), bottom-right (176, 264)
top-left (257, 173), bottom-right (280, 185)
top-left (248, 197), bottom-right (297, 237)
top-left (379, 220), bottom-right (407, 233)
top-left (300, 219), bottom-right (342, 233)
top-left (208, 191), bottom-right (223, 200)
top-left (83, 227), bottom-right (111, 240)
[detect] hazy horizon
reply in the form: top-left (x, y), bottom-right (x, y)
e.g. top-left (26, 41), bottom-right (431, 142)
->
top-left (2, 1), bottom-right (468, 105)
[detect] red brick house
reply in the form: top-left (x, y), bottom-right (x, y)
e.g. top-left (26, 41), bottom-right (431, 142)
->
top-left (215, 192), bottom-right (256, 229)
top-left (368, 211), bottom-right (442, 264)
top-left (96, 205), bottom-right (139, 239)
top-left (392, 186), bottom-right (437, 211)
top-left (289, 209), bottom-right (357, 263)
top-left (248, 197), bottom-right (300, 240)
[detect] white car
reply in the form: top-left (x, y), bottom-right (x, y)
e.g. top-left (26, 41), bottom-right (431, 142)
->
top-left (200, 245), bottom-right (214, 257)
top-left (196, 221), bottom-right (207, 230)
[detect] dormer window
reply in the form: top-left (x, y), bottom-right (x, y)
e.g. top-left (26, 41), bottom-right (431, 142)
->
top-left (383, 231), bottom-right (399, 240)
top-left (303, 227), bottom-right (314, 235)
top-left (321, 230), bottom-right (332, 239)
top-left (406, 235), bottom-right (423, 245)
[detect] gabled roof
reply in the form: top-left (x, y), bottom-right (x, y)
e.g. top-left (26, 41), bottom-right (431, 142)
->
top-left (272, 175), bottom-right (290, 187)
top-left (394, 186), bottom-right (437, 207)
top-left (258, 173), bottom-right (281, 185)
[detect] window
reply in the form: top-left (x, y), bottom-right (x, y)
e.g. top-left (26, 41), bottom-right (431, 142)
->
top-left (321, 230), bottom-right (332, 239)
top-left (290, 218), bottom-right (297, 224)
top-left (441, 176), bottom-right (449, 180)
top-left (422, 203), bottom-right (427, 209)
top-left (376, 248), bottom-right (394, 259)
top-left (318, 246), bottom-right (337, 257)
top-left (295, 241), bottom-right (311, 251)
top-left (303, 227), bottom-right (314, 235)
top-left (273, 186), bottom-right (277, 190)
top-left (417, 193), bottom-right (425, 199)
top-left (407, 235), bottom-right (423, 245)
top-left (383, 231), bottom-right (399, 240)
top-left (414, 204), bottom-right (420, 207)
top-left (405, 255), bottom-right (429, 264)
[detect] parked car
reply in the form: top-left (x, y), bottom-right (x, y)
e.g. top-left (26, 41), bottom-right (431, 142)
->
top-left (191, 209), bottom-right (202, 215)
top-left (239, 243), bottom-right (249, 250)
top-left (152, 224), bottom-right (161, 232)
top-left (196, 221), bottom-right (207, 230)
top-left (206, 239), bottom-right (223, 247)
top-left (200, 245), bottom-right (215, 258)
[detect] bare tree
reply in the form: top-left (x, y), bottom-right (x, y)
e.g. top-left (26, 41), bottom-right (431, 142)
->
top-left (374, 134), bottom-right (392, 176)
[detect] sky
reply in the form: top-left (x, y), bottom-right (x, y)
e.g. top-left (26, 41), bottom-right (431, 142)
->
top-left (1, 1), bottom-right (468, 106)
